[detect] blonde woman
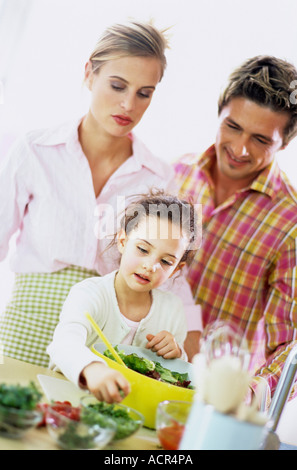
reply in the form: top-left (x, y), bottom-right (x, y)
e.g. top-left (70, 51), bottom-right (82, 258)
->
top-left (0, 21), bottom-right (202, 367)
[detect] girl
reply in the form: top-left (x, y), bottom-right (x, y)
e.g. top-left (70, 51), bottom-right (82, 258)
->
top-left (47, 191), bottom-right (199, 403)
top-left (0, 21), bottom-right (201, 367)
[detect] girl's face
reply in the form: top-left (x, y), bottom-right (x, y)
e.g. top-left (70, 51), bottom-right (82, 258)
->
top-left (84, 56), bottom-right (162, 138)
top-left (117, 215), bottom-right (188, 293)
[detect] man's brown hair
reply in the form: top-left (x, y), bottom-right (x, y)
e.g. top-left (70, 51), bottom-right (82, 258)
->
top-left (218, 55), bottom-right (297, 145)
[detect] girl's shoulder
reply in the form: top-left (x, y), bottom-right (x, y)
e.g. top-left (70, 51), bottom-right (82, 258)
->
top-left (152, 287), bottom-right (184, 311)
top-left (65, 272), bottom-right (118, 314)
top-left (71, 271), bottom-right (116, 292)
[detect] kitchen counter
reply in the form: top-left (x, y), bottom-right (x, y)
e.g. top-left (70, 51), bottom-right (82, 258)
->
top-left (0, 356), bottom-right (160, 451)
top-left (1, 355), bottom-right (295, 451)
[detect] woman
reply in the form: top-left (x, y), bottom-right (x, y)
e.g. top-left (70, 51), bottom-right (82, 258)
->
top-left (0, 21), bottom-right (201, 367)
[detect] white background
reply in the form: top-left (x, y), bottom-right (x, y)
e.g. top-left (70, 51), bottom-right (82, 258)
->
top-left (1, 0), bottom-right (297, 313)
top-left (1, 0), bottom-right (297, 317)
top-left (1, 0), bottom-right (297, 444)
top-left (1, 0), bottom-right (297, 167)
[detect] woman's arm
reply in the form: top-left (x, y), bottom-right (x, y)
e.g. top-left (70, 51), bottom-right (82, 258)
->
top-left (0, 137), bottom-right (30, 260)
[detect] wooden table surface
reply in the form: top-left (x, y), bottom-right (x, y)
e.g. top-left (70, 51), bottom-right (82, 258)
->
top-left (0, 356), bottom-right (160, 450)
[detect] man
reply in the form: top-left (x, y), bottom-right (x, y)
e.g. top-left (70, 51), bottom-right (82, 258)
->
top-left (176, 56), bottom-right (297, 406)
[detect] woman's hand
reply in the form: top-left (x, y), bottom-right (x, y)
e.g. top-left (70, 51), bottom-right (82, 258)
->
top-left (80, 362), bottom-right (130, 403)
top-left (145, 331), bottom-right (182, 359)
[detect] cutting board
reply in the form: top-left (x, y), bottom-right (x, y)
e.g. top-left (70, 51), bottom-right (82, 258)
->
top-left (37, 374), bottom-right (88, 406)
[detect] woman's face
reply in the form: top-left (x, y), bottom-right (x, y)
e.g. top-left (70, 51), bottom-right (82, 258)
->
top-left (85, 56), bottom-right (162, 137)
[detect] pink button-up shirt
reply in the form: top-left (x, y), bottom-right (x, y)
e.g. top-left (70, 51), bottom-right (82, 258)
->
top-left (0, 118), bottom-right (202, 331)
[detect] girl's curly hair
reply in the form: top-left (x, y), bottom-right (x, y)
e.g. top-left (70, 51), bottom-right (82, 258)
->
top-left (118, 188), bottom-right (201, 264)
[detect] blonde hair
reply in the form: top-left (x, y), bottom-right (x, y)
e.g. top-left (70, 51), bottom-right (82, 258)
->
top-left (89, 21), bottom-right (169, 81)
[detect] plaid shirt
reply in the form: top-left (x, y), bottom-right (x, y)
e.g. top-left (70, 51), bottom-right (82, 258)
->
top-left (174, 145), bottom-right (297, 400)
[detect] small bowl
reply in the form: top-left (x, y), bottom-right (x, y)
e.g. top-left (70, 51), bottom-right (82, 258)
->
top-left (80, 395), bottom-right (144, 441)
top-left (0, 403), bottom-right (42, 438)
top-left (46, 404), bottom-right (116, 450)
top-left (156, 400), bottom-right (192, 450)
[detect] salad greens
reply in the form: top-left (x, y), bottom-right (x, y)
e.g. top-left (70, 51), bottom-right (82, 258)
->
top-left (57, 421), bottom-right (99, 450)
top-left (0, 382), bottom-right (42, 437)
top-left (81, 402), bottom-right (138, 440)
top-left (121, 353), bottom-right (155, 375)
top-left (103, 347), bottom-right (193, 389)
top-left (0, 382), bottom-right (42, 410)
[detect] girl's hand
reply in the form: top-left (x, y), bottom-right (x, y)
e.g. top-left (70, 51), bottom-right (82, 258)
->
top-left (80, 362), bottom-right (130, 403)
top-left (145, 331), bottom-right (182, 359)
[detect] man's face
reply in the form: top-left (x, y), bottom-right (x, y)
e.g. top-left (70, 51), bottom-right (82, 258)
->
top-left (214, 97), bottom-right (290, 187)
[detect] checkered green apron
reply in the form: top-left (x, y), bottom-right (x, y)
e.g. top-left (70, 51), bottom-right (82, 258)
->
top-left (0, 265), bottom-right (99, 367)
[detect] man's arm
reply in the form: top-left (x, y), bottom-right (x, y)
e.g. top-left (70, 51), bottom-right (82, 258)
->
top-left (255, 236), bottom-right (297, 400)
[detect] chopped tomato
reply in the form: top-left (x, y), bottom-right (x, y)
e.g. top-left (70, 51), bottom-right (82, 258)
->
top-left (37, 400), bottom-right (81, 427)
top-left (157, 423), bottom-right (185, 450)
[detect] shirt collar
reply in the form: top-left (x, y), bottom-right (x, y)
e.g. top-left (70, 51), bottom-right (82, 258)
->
top-left (249, 159), bottom-right (282, 198)
top-left (31, 117), bottom-right (82, 147)
top-left (31, 116), bottom-right (170, 179)
top-left (199, 144), bottom-right (282, 199)
top-left (129, 133), bottom-right (171, 178)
